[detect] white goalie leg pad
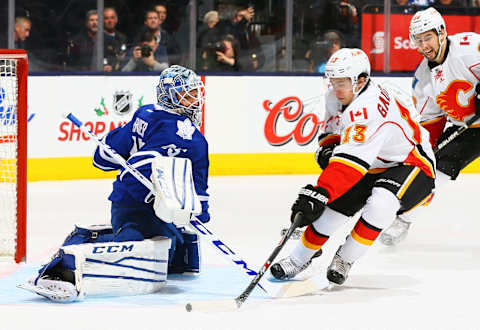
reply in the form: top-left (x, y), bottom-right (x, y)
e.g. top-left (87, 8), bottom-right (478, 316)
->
top-left (152, 155), bottom-right (202, 225)
top-left (63, 236), bottom-right (171, 298)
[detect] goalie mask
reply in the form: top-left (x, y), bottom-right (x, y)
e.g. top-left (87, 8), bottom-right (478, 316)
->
top-left (156, 65), bottom-right (205, 127)
top-left (325, 48), bottom-right (370, 96)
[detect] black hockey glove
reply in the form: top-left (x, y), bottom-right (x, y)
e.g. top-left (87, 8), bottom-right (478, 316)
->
top-left (314, 143), bottom-right (337, 170)
top-left (291, 184), bottom-right (329, 227)
top-left (475, 83), bottom-right (480, 117)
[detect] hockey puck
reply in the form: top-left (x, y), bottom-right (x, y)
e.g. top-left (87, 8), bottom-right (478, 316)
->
top-left (185, 303), bottom-right (193, 312)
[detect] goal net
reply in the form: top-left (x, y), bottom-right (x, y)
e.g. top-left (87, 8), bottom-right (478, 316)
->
top-left (0, 50), bottom-right (27, 263)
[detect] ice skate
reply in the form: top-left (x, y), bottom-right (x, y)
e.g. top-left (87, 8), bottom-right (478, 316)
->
top-left (379, 217), bottom-right (411, 246)
top-left (270, 249), bottom-right (322, 280)
top-left (18, 275), bottom-right (78, 302)
top-left (327, 249), bottom-right (353, 285)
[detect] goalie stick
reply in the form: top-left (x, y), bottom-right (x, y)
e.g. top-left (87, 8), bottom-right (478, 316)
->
top-left (65, 113), bottom-right (329, 302)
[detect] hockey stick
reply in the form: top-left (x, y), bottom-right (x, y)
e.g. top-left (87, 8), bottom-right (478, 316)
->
top-left (434, 113), bottom-right (480, 154)
top-left (64, 113), bottom-right (272, 295)
top-left (185, 212), bottom-right (309, 312)
top-left (234, 212), bottom-right (305, 307)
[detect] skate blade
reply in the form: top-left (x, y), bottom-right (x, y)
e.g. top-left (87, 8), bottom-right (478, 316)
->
top-left (17, 283), bottom-right (73, 301)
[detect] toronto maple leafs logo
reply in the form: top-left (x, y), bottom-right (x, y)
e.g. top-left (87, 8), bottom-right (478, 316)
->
top-left (176, 118), bottom-right (195, 140)
top-left (161, 144), bottom-right (187, 157)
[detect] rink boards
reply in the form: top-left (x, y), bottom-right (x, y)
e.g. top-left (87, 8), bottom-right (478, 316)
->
top-left (24, 75), bottom-right (480, 181)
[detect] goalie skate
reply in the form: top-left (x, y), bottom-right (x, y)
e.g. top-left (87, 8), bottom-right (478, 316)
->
top-left (379, 217), bottom-right (411, 246)
top-left (327, 249), bottom-right (353, 285)
top-left (17, 276), bottom-right (78, 303)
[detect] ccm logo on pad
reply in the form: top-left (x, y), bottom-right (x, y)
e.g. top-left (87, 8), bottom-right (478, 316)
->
top-left (92, 245), bottom-right (134, 254)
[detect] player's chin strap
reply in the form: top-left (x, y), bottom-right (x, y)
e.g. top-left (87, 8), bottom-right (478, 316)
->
top-left (64, 112), bottom-right (280, 297)
top-left (433, 32), bottom-right (447, 63)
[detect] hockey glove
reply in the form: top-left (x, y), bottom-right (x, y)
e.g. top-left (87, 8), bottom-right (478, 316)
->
top-left (475, 83), bottom-right (480, 117)
top-left (291, 184), bottom-right (329, 227)
top-left (314, 144), bottom-right (337, 170)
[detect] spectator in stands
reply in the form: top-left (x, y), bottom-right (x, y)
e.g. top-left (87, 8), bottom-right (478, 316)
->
top-left (305, 30), bottom-right (343, 73)
top-left (103, 7), bottom-right (128, 72)
top-left (136, 10), bottom-right (165, 49)
top-left (14, 17), bottom-right (32, 49)
top-left (153, 3), bottom-right (183, 66)
top-left (434, 0), bottom-right (467, 7)
top-left (200, 34), bottom-right (240, 72)
top-left (121, 31), bottom-right (168, 72)
top-left (393, 0), bottom-right (434, 4)
top-left (322, 1), bottom-right (360, 48)
top-left (134, 9), bottom-right (174, 64)
top-left (197, 11), bottom-right (222, 54)
top-left (0, 16), bottom-right (32, 49)
top-left (69, 10), bottom-right (98, 71)
top-left (228, 5), bottom-right (265, 72)
top-left (154, 3), bottom-right (168, 27)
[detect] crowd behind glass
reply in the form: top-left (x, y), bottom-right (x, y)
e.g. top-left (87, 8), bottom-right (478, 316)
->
top-left (1, 0), bottom-right (479, 74)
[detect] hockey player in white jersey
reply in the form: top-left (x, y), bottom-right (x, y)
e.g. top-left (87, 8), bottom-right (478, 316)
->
top-left (380, 7), bottom-right (480, 246)
top-left (19, 65), bottom-right (211, 302)
top-left (270, 48), bottom-right (436, 285)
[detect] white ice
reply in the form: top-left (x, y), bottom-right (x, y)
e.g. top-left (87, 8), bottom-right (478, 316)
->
top-left (1, 174), bottom-right (480, 330)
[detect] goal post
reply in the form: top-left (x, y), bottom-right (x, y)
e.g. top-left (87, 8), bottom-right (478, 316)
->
top-left (0, 49), bottom-right (27, 263)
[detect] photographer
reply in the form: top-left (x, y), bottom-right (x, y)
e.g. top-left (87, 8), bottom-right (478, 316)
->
top-left (200, 34), bottom-right (240, 72)
top-left (121, 31), bottom-right (168, 72)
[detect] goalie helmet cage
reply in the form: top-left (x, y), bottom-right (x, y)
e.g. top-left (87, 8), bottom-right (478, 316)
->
top-left (0, 49), bottom-right (27, 263)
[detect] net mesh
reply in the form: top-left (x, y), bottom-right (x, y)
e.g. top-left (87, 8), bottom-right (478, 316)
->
top-left (0, 59), bottom-right (19, 257)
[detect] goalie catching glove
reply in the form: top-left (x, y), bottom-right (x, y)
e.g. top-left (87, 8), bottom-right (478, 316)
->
top-left (291, 184), bottom-right (329, 227)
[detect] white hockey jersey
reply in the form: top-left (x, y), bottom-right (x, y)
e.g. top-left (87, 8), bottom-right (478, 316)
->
top-left (413, 33), bottom-right (480, 126)
top-left (318, 80), bottom-right (435, 202)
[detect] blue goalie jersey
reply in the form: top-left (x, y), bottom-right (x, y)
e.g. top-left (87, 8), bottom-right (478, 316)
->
top-left (93, 103), bottom-right (209, 210)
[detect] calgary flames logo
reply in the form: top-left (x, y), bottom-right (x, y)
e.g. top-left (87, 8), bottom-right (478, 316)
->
top-left (436, 80), bottom-right (475, 121)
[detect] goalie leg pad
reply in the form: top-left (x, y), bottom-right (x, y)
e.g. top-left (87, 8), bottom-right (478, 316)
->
top-left (169, 228), bottom-right (201, 275)
top-left (64, 236), bottom-right (171, 298)
top-left (36, 224), bottom-right (116, 281)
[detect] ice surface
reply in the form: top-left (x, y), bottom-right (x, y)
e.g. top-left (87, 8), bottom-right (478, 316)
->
top-left (1, 174), bottom-right (480, 330)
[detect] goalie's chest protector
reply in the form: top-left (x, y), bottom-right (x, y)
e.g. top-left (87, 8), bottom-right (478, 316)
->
top-left (109, 105), bottom-right (209, 204)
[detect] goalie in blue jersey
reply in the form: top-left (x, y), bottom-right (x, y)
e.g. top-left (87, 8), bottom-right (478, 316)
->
top-left (19, 66), bottom-right (211, 302)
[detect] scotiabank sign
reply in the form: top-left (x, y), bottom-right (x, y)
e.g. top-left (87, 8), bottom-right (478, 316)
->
top-left (362, 13), bottom-right (480, 71)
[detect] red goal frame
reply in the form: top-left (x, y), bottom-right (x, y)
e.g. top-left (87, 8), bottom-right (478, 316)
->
top-left (0, 49), bottom-right (28, 263)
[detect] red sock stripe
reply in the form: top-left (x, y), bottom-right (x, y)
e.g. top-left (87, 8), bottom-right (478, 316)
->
top-left (352, 218), bottom-right (382, 241)
top-left (302, 225), bottom-right (329, 250)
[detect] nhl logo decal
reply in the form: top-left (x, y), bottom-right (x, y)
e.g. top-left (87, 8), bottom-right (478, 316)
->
top-left (113, 91), bottom-right (133, 115)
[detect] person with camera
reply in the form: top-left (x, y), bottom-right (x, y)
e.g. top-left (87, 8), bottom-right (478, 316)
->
top-left (200, 34), bottom-right (240, 72)
top-left (121, 31), bottom-right (168, 72)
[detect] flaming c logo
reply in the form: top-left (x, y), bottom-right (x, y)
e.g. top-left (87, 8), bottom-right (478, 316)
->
top-left (436, 80), bottom-right (475, 121)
